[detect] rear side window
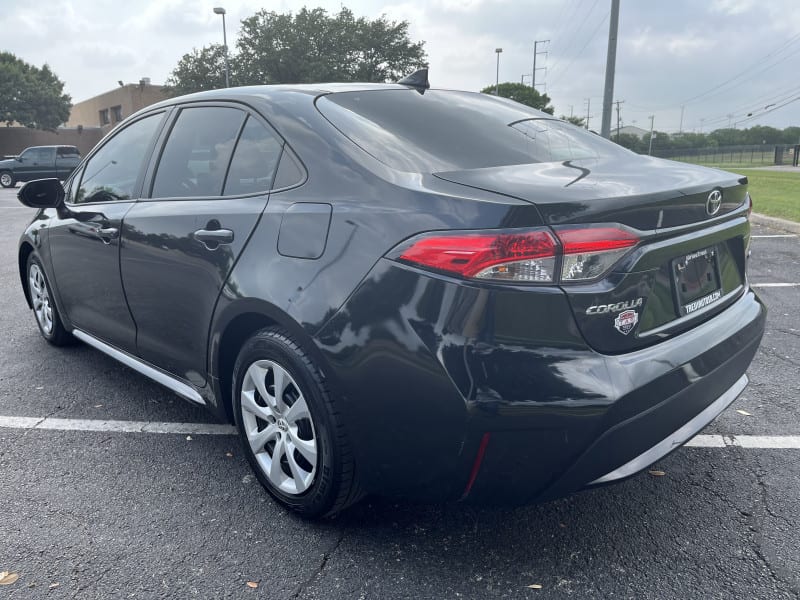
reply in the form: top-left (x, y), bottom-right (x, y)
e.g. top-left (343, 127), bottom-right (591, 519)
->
top-left (223, 116), bottom-right (283, 196)
top-left (151, 106), bottom-right (245, 198)
top-left (75, 113), bottom-right (164, 204)
top-left (317, 89), bottom-right (628, 172)
top-left (57, 147), bottom-right (80, 157)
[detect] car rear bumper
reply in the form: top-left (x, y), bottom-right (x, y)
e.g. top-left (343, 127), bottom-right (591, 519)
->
top-left (463, 287), bottom-right (765, 504)
top-left (315, 261), bottom-right (765, 503)
top-left (589, 373), bottom-right (746, 486)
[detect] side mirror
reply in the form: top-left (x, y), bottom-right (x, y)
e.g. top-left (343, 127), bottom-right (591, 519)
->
top-left (16, 156), bottom-right (23, 162)
top-left (17, 178), bottom-right (65, 209)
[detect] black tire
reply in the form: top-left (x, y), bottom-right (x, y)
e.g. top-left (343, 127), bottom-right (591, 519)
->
top-left (0, 171), bottom-right (15, 188)
top-left (232, 327), bottom-right (360, 518)
top-left (26, 254), bottom-right (73, 346)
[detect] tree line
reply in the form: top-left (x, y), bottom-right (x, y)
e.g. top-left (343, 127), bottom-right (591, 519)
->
top-left (613, 126), bottom-right (800, 155)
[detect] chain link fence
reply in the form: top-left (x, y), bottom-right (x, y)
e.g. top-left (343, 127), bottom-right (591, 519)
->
top-left (654, 144), bottom-right (799, 167)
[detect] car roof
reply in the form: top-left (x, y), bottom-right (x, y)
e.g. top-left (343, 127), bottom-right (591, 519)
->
top-left (145, 82), bottom-right (436, 111)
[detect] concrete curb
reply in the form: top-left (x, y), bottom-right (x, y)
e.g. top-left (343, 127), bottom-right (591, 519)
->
top-left (750, 212), bottom-right (800, 234)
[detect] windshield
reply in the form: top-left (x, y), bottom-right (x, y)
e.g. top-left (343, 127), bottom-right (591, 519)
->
top-left (316, 89), bottom-right (629, 173)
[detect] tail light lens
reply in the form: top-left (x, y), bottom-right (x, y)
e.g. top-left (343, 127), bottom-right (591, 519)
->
top-left (556, 226), bottom-right (639, 281)
top-left (393, 225), bottom-right (639, 284)
top-left (398, 229), bottom-right (557, 282)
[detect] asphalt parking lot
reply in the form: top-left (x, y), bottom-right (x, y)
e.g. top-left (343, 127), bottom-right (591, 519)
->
top-left (0, 185), bottom-right (798, 599)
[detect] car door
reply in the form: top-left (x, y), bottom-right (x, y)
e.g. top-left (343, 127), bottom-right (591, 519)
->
top-left (48, 112), bottom-right (167, 353)
top-left (120, 104), bottom-right (284, 387)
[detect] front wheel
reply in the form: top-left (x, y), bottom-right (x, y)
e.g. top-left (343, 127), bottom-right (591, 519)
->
top-left (233, 327), bottom-right (360, 518)
top-left (27, 254), bottom-right (72, 345)
top-left (0, 171), bottom-right (15, 188)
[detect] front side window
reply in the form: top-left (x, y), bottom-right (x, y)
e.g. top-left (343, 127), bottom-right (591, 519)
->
top-left (74, 112), bottom-right (164, 204)
top-left (317, 89), bottom-right (629, 172)
top-left (223, 116), bottom-right (283, 196)
top-left (151, 106), bottom-right (246, 199)
top-left (21, 148), bottom-right (53, 163)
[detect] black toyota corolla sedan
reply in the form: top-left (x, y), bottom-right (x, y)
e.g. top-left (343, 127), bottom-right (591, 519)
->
top-left (17, 74), bottom-right (765, 517)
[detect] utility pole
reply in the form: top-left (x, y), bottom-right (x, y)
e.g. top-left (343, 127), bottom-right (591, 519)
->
top-left (648, 115), bottom-right (655, 155)
top-left (699, 118), bottom-right (705, 133)
top-left (532, 39), bottom-right (549, 92)
top-left (679, 105), bottom-right (685, 134)
top-left (569, 105), bottom-right (574, 118)
top-left (600, 0), bottom-right (621, 139)
top-left (727, 113), bottom-right (734, 128)
top-left (495, 48), bottom-right (503, 95)
top-left (585, 98), bottom-right (591, 130)
top-left (614, 99), bottom-right (625, 141)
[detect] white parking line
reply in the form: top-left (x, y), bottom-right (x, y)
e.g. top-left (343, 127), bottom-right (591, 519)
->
top-left (751, 234), bottom-right (797, 238)
top-left (0, 415), bottom-right (234, 435)
top-left (687, 434), bottom-right (800, 448)
top-left (750, 283), bottom-right (800, 288)
top-left (0, 416), bottom-right (798, 448)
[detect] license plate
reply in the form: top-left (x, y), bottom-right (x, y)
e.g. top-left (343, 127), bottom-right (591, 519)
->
top-left (672, 247), bottom-right (722, 316)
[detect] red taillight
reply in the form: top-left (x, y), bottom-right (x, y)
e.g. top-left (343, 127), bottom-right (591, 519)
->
top-left (395, 225), bottom-right (639, 283)
top-left (556, 227), bottom-right (639, 254)
top-left (555, 226), bottom-right (639, 281)
top-left (398, 229), bottom-right (557, 282)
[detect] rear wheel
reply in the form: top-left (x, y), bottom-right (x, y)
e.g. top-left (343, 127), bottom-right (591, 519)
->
top-left (27, 254), bottom-right (72, 345)
top-left (0, 171), bottom-right (15, 188)
top-left (232, 327), bottom-right (360, 518)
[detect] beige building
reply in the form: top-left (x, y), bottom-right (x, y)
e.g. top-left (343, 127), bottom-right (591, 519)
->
top-left (67, 79), bottom-right (169, 130)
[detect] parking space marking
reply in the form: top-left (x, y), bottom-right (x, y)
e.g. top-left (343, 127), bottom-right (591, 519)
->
top-left (751, 234), bottom-right (797, 238)
top-left (1, 416), bottom-right (799, 448)
top-left (0, 415), bottom-right (235, 435)
top-left (750, 283), bottom-right (800, 288)
top-left (687, 434), bottom-right (800, 448)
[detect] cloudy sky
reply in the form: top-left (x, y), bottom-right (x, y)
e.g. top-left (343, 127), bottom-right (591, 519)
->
top-left (5, 0), bottom-right (800, 133)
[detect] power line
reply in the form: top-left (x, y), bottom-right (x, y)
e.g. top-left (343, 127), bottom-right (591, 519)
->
top-left (698, 83), bottom-right (800, 127)
top-left (734, 95), bottom-right (800, 127)
top-left (547, 0), bottom-right (601, 81)
top-left (549, 11), bottom-right (610, 89)
top-left (676, 31), bottom-right (800, 107)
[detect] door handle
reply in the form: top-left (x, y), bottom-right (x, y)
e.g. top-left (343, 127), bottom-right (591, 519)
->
top-left (97, 227), bottom-right (119, 239)
top-left (193, 228), bottom-right (234, 250)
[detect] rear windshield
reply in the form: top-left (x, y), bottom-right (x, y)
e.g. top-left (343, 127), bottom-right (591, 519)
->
top-left (316, 89), bottom-right (628, 173)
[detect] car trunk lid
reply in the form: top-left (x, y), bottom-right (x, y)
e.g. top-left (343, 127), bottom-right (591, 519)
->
top-left (434, 157), bottom-right (751, 353)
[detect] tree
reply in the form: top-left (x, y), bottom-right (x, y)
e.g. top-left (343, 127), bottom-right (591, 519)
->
top-left (561, 114), bottom-right (586, 127)
top-left (165, 44), bottom-right (229, 96)
top-left (0, 52), bottom-right (71, 129)
top-left (480, 83), bottom-right (554, 114)
top-left (613, 133), bottom-right (643, 153)
top-left (166, 7), bottom-right (427, 94)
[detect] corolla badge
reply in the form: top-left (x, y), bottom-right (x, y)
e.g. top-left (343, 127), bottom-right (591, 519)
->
top-left (614, 310), bottom-right (638, 335)
top-left (706, 189), bottom-right (722, 216)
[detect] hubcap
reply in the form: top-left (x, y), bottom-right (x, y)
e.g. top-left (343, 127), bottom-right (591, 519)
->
top-left (0, 173), bottom-right (10, 186)
top-left (29, 263), bottom-right (53, 335)
top-left (240, 360), bottom-right (317, 495)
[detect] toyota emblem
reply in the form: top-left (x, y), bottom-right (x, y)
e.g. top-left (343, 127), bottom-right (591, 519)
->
top-left (706, 190), bottom-right (722, 216)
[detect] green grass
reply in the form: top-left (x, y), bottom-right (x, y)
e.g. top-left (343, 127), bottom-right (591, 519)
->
top-left (735, 169), bottom-right (800, 222)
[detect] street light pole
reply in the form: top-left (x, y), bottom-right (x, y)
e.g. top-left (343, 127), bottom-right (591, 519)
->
top-left (495, 48), bottom-right (503, 95)
top-left (213, 7), bottom-right (230, 88)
